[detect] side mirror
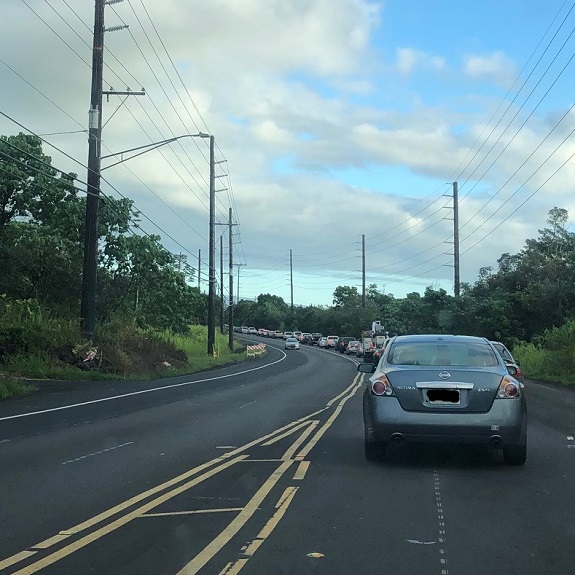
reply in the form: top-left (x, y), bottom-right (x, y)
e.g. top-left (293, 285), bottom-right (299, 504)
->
top-left (357, 363), bottom-right (376, 374)
top-left (507, 364), bottom-right (518, 376)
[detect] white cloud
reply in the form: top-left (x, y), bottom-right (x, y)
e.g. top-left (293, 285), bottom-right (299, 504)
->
top-left (395, 48), bottom-right (446, 76)
top-left (463, 51), bottom-right (516, 88)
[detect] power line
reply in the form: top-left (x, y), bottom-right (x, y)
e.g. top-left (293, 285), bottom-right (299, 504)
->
top-left (452, 0), bottom-right (574, 188)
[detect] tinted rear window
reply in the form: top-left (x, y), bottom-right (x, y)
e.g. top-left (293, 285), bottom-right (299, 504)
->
top-left (387, 341), bottom-right (499, 367)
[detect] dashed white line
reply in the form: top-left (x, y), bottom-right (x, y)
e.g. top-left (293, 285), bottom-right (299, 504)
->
top-left (0, 439), bottom-right (10, 444)
top-left (239, 401), bottom-right (256, 409)
top-left (62, 441), bottom-right (134, 465)
top-left (433, 469), bottom-right (449, 575)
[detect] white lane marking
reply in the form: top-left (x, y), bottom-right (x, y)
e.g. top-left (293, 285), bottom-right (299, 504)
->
top-left (407, 540), bottom-right (436, 545)
top-left (433, 469), bottom-right (449, 574)
top-left (0, 350), bottom-right (287, 422)
top-left (567, 436), bottom-right (574, 441)
top-left (0, 439), bottom-right (10, 444)
top-left (61, 441), bottom-right (134, 465)
top-left (239, 401), bottom-right (256, 409)
top-left (216, 446), bottom-right (236, 449)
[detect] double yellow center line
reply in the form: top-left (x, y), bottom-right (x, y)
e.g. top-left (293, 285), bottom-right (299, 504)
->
top-left (1, 374), bottom-right (362, 575)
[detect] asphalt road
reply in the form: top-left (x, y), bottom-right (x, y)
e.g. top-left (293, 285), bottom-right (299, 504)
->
top-left (1, 339), bottom-right (574, 575)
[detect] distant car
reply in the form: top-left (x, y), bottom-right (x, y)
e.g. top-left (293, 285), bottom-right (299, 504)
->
top-left (248, 327), bottom-right (257, 334)
top-left (293, 331), bottom-right (303, 340)
top-left (356, 343), bottom-right (364, 357)
top-left (345, 340), bottom-right (360, 355)
top-left (274, 330), bottom-right (284, 339)
top-left (336, 336), bottom-right (355, 353)
top-left (311, 333), bottom-right (323, 345)
top-left (300, 332), bottom-right (311, 343)
top-left (283, 331), bottom-right (294, 340)
top-left (371, 337), bottom-right (391, 365)
top-left (358, 334), bottom-right (526, 465)
top-left (318, 337), bottom-right (328, 348)
top-left (326, 335), bottom-right (339, 348)
top-left (490, 341), bottom-right (524, 380)
top-left (285, 337), bottom-right (300, 350)
top-left (241, 326), bottom-right (249, 334)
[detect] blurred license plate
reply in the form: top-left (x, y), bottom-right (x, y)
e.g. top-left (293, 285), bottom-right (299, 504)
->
top-left (426, 389), bottom-right (460, 404)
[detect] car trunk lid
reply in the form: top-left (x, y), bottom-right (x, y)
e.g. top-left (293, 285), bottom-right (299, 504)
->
top-left (387, 367), bottom-right (502, 413)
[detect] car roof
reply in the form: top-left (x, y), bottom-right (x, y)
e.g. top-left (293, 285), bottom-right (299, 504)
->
top-left (392, 334), bottom-right (490, 344)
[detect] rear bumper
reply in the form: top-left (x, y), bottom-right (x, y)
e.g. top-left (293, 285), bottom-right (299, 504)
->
top-left (364, 393), bottom-right (526, 446)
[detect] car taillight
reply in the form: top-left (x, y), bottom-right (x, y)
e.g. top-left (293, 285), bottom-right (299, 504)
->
top-left (372, 375), bottom-right (393, 396)
top-left (497, 376), bottom-right (519, 398)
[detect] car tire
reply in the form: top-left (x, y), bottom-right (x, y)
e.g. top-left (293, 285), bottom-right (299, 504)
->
top-left (503, 444), bottom-right (526, 465)
top-left (364, 439), bottom-right (386, 461)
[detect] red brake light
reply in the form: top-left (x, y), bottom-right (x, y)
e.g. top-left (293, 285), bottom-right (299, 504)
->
top-left (372, 375), bottom-right (393, 396)
top-left (497, 377), bottom-right (519, 398)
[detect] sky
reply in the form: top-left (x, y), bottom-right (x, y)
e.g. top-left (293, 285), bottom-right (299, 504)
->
top-left (2, 0), bottom-right (575, 307)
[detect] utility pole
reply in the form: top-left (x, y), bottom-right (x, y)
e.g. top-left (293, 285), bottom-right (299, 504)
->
top-left (289, 249), bottom-right (294, 315)
top-left (453, 181), bottom-right (460, 297)
top-left (197, 249), bottom-right (201, 290)
top-left (219, 234), bottom-right (224, 334)
top-left (228, 208), bottom-right (234, 351)
top-left (207, 135), bottom-right (216, 356)
top-left (235, 263), bottom-right (246, 304)
top-left (80, 0), bottom-right (141, 338)
top-left (80, 0), bottom-right (105, 339)
top-left (362, 234), bottom-right (366, 308)
top-left (216, 208), bottom-right (237, 350)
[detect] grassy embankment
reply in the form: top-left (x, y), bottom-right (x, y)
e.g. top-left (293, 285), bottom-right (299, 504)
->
top-left (0, 299), bottom-right (251, 400)
top-left (512, 319), bottom-right (575, 385)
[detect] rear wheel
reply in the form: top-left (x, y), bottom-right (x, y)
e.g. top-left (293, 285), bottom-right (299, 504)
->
top-left (364, 439), bottom-right (386, 461)
top-left (503, 444), bottom-right (526, 465)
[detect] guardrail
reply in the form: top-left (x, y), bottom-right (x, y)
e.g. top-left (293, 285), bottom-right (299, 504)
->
top-left (246, 343), bottom-right (266, 358)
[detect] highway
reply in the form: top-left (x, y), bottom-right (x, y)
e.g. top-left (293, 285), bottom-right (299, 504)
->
top-left (0, 339), bottom-right (574, 575)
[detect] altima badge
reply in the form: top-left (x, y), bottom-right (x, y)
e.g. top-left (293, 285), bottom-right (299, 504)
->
top-left (438, 371), bottom-right (451, 380)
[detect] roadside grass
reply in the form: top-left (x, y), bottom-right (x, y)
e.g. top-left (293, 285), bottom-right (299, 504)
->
top-left (4, 324), bottom-right (250, 383)
top-left (6, 352), bottom-right (123, 381)
top-left (0, 376), bottom-right (37, 400)
top-left (155, 327), bottom-right (247, 376)
top-left (514, 341), bottom-right (575, 385)
top-left (0, 298), bottom-right (257, 385)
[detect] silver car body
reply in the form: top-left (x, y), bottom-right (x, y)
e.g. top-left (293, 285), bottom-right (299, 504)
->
top-left (359, 335), bottom-right (527, 464)
top-left (490, 341), bottom-right (524, 380)
top-left (285, 337), bottom-right (300, 350)
top-left (326, 335), bottom-right (339, 348)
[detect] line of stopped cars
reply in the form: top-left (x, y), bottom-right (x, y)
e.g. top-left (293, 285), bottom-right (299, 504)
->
top-left (243, 327), bottom-right (526, 465)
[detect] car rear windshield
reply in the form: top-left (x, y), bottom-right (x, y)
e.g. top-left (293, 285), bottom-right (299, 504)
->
top-left (387, 341), bottom-right (500, 367)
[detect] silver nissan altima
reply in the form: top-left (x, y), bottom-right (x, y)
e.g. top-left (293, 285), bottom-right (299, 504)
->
top-left (358, 334), bottom-right (527, 465)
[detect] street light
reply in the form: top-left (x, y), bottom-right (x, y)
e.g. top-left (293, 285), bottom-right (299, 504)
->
top-left (99, 132), bottom-right (210, 170)
top-left (81, 132), bottom-right (216, 357)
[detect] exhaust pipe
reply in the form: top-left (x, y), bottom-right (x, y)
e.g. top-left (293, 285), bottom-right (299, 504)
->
top-left (490, 435), bottom-right (503, 448)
